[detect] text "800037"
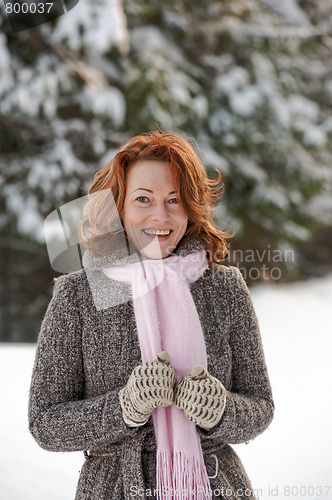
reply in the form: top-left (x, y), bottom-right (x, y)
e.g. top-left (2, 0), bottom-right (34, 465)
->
top-left (5, 3), bottom-right (54, 14)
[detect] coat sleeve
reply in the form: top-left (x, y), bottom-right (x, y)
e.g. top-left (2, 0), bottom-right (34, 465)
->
top-left (28, 274), bottom-right (141, 453)
top-left (201, 266), bottom-right (274, 443)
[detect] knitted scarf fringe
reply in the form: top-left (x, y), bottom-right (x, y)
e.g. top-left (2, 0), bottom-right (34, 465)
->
top-left (156, 450), bottom-right (213, 500)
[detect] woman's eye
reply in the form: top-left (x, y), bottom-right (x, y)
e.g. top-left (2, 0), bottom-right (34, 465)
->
top-left (169, 198), bottom-right (179, 204)
top-left (136, 196), bottom-right (150, 203)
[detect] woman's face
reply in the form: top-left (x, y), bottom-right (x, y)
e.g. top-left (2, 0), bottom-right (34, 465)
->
top-left (121, 160), bottom-right (188, 259)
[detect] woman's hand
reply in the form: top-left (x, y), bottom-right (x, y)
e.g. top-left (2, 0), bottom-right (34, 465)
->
top-left (119, 351), bottom-right (176, 424)
top-left (174, 365), bottom-right (227, 431)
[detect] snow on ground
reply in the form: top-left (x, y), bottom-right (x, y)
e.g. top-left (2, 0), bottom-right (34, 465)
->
top-left (235, 274), bottom-right (332, 499)
top-left (0, 274), bottom-right (332, 500)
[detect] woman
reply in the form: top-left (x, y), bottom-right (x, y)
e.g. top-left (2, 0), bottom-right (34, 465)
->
top-left (29, 131), bottom-right (274, 499)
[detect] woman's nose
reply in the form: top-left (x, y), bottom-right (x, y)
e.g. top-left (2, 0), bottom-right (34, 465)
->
top-left (150, 203), bottom-right (169, 222)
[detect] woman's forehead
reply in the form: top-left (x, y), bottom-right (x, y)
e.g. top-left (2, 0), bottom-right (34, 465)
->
top-left (126, 160), bottom-right (176, 189)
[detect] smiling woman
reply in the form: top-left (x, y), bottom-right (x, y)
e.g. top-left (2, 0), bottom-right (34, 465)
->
top-left (78, 130), bottom-right (229, 264)
top-left (28, 130), bottom-right (274, 500)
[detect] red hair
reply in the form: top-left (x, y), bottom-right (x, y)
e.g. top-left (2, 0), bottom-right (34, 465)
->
top-left (79, 131), bottom-right (231, 265)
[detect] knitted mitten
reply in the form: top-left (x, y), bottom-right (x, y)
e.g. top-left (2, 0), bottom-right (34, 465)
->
top-left (174, 365), bottom-right (227, 431)
top-left (119, 351), bottom-right (177, 424)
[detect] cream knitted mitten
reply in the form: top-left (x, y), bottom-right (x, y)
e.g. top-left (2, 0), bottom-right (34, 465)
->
top-left (174, 365), bottom-right (227, 431)
top-left (119, 351), bottom-right (177, 424)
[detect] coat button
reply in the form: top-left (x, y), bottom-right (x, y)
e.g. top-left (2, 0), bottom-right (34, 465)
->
top-left (129, 346), bottom-right (141, 359)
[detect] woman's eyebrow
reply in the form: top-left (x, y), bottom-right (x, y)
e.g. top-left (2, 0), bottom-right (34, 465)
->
top-left (132, 188), bottom-right (177, 195)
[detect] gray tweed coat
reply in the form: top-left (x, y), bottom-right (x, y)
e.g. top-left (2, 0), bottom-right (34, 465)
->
top-left (28, 237), bottom-right (274, 499)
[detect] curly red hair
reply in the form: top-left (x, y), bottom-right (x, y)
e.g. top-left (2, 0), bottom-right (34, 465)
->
top-left (79, 131), bottom-right (231, 265)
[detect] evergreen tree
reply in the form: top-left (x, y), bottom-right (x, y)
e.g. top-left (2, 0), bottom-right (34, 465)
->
top-left (1, 0), bottom-right (332, 339)
top-left (122, 0), bottom-right (332, 279)
top-left (0, 1), bottom-right (130, 340)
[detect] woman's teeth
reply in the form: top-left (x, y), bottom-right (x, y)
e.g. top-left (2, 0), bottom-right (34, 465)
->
top-left (143, 229), bottom-right (171, 236)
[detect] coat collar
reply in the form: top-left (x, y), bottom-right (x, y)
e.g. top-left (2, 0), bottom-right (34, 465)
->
top-left (82, 235), bottom-right (207, 310)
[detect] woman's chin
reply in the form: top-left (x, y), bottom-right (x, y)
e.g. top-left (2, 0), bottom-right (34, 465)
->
top-left (140, 242), bottom-right (172, 260)
top-left (136, 237), bottom-right (175, 260)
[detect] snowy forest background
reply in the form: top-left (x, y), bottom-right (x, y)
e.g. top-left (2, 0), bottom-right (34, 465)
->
top-left (1, 0), bottom-right (332, 342)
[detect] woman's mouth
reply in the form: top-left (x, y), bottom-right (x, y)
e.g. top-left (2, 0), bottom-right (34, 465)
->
top-left (142, 229), bottom-right (173, 241)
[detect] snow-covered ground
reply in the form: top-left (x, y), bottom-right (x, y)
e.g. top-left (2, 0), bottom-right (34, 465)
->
top-left (1, 274), bottom-right (331, 500)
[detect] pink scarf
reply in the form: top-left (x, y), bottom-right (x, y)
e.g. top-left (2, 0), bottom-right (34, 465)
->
top-left (103, 249), bottom-right (213, 499)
